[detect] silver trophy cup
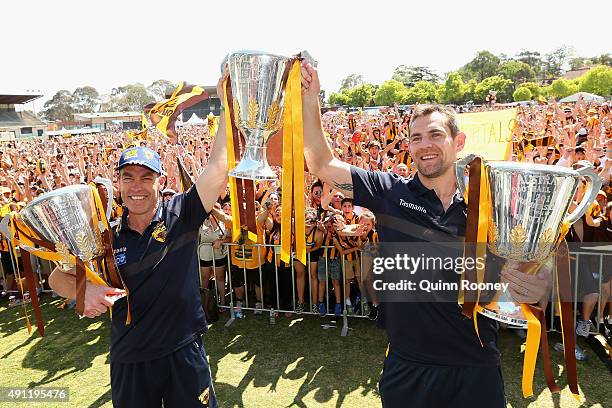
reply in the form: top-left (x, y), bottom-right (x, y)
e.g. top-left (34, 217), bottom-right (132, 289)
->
top-left (227, 51), bottom-right (293, 180)
top-left (456, 156), bottom-right (601, 326)
top-left (20, 184), bottom-right (110, 272)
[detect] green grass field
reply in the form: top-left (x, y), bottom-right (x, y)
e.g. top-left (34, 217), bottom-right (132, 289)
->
top-left (0, 297), bottom-right (609, 408)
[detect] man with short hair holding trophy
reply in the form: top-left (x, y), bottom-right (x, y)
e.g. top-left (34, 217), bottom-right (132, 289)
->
top-left (46, 73), bottom-right (231, 408)
top-left (300, 62), bottom-right (596, 407)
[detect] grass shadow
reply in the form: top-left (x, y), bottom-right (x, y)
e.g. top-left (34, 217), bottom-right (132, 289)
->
top-left (205, 314), bottom-right (384, 408)
top-left (0, 296), bottom-right (110, 389)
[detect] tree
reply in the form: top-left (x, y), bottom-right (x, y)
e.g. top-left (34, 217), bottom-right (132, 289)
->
top-left (474, 76), bottom-right (513, 102)
top-left (513, 87), bottom-right (532, 102)
top-left (347, 84), bottom-right (374, 107)
top-left (549, 78), bottom-right (579, 99)
top-left (373, 80), bottom-right (408, 106)
top-left (392, 65), bottom-right (440, 87)
top-left (518, 82), bottom-right (541, 99)
top-left (71, 86), bottom-right (99, 113)
top-left (516, 50), bottom-right (543, 75)
top-left (589, 53), bottom-right (612, 67)
top-left (579, 65), bottom-right (612, 96)
top-left (339, 74), bottom-right (364, 91)
top-left (463, 79), bottom-right (478, 102)
top-left (41, 90), bottom-right (75, 122)
top-left (328, 91), bottom-right (349, 106)
top-left (147, 79), bottom-right (176, 101)
top-left (439, 72), bottom-right (466, 104)
top-left (542, 46), bottom-right (574, 78)
top-left (111, 83), bottom-right (156, 111)
top-left (404, 81), bottom-right (439, 104)
top-left (498, 61), bottom-right (536, 87)
top-left (459, 51), bottom-right (501, 82)
top-left (569, 57), bottom-right (589, 71)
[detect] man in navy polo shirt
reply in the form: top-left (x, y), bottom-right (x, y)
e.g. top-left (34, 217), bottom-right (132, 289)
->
top-left (49, 78), bottom-right (228, 408)
top-left (299, 62), bottom-right (551, 408)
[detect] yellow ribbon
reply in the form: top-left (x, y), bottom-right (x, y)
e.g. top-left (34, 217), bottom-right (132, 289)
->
top-left (520, 304), bottom-right (541, 397)
top-left (222, 79), bottom-right (242, 243)
top-left (280, 60), bottom-right (306, 265)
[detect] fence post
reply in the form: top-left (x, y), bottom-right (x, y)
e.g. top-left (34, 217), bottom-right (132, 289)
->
top-left (225, 245), bottom-right (235, 327)
top-left (597, 254), bottom-right (603, 331)
top-left (341, 308), bottom-right (349, 337)
top-left (0, 252), bottom-right (7, 294)
top-left (274, 248), bottom-right (280, 312)
top-left (269, 308), bottom-right (276, 325)
top-left (242, 243), bottom-right (249, 310)
top-left (340, 254), bottom-right (350, 336)
top-left (307, 251), bottom-right (312, 314)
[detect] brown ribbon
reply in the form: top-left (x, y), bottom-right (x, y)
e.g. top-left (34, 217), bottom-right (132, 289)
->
top-left (225, 79), bottom-right (257, 237)
top-left (75, 257), bottom-right (87, 316)
top-left (20, 252), bottom-right (45, 336)
top-left (243, 180), bottom-right (257, 235)
top-left (14, 224), bottom-right (54, 252)
top-left (16, 217), bottom-right (129, 321)
top-left (462, 157), bottom-right (482, 317)
top-left (101, 227), bottom-right (123, 290)
top-left (555, 240), bottom-right (579, 396)
top-left (94, 183), bottom-right (124, 289)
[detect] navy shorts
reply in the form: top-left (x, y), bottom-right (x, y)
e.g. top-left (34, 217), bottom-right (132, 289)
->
top-left (111, 336), bottom-right (217, 408)
top-left (379, 350), bottom-right (505, 408)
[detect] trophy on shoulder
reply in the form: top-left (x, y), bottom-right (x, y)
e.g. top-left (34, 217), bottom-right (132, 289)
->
top-left (221, 50), bottom-right (316, 265)
top-left (9, 179), bottom-right (128, 326)
top-left (456, 155), bottom-right (599, 398)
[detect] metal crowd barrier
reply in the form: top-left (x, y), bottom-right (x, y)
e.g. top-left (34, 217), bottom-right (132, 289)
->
top-left (197, 242), bottom-right (373, 335)
top-left (548, 249), bottom-right (610, 335)
top-left (0, 249), bottom-right (54, 297)
top-left (1, 240), bottom-right (608, 339)
top-left (197, 242), bottom-right (611, 337)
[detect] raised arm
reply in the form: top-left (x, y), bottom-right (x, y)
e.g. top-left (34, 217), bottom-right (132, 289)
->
top-left (301, 62), bottom-right (353, 197)
top-left (195, 72), bottom-right (229, 213)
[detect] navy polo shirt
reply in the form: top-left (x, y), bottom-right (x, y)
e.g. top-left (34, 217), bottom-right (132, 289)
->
top-left (109, 186), bottom-right (208, 363)
top-left (351, 166), bottom-right (500, 367)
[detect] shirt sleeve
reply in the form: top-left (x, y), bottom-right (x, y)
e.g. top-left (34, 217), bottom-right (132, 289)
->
top-left (169, 186), bottom-right (209, 231)
top-left (350, 166), bottom-right (395, 213)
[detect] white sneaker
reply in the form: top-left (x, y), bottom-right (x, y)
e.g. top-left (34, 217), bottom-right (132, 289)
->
top-left (607, 316), bottom-right (612, 325)
top-left (576, 320), bottom-right (591, 338)
top-left (254, 302), bottom-right (263, 315)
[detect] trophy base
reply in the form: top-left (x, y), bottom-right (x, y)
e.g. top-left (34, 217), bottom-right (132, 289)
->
top-left (229, 145), bottom-right (277, 180)
top-left (479, 304), bottom-right (528, 328)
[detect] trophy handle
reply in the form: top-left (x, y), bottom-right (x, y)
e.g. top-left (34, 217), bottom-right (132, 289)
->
top-left (93, 177), bottom-right (114, 222)
top-left (565, 164), bottom-right (602, 225)
top-left (455, 154), bottom-right (477, 195)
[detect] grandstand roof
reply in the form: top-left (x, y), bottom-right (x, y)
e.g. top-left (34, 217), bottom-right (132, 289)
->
top-left (0, 95), bottom-right (43, 104)
top-left (0, 110), bottom-right (46, 127)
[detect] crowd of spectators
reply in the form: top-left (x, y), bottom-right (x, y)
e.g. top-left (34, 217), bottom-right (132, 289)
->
top-left (0, 99), bottom-right (610, 341)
